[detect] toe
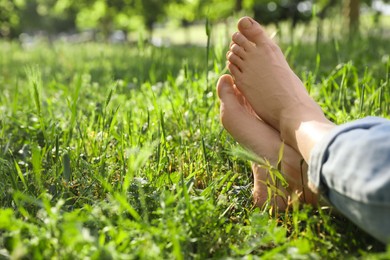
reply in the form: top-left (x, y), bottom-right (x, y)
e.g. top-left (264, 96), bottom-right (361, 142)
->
top-left (227, 51), bottom-right (243, 69)
top-left (227, 62), bottom-right (242, 76)
top-left (217, 75), bottom-right (281, 157)
top-left (217, 74), bottom-right (247, 128)
top-left (216, 74), bottom-right (238, 104)
top-left (230, 43), bottom-right (246, 59)
top-left (237, 16), bottom-right (269, 46)
top-left (232, 32), bottom-right (254, 51)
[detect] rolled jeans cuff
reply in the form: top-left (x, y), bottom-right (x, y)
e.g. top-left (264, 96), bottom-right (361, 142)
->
top-left (308, 116), bottom-right (390, 243)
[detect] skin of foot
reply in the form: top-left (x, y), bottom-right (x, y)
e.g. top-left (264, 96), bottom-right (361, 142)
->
top-left (217, 74), bottom-right (317, 210)
top-left (226, 16), bottom-right (335, 162)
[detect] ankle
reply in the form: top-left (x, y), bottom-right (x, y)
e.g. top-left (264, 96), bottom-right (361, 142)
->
top-left (279, 103), bottom-right (330, 153)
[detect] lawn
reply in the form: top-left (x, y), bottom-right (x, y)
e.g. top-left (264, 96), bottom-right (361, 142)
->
top-left (0, 16), bottom-right (389, 259)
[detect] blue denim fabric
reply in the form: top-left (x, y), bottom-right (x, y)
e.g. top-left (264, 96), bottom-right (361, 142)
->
top-left (308, 117), bottom-right (390, 244)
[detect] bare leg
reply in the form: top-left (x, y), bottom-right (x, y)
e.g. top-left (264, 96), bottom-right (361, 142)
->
top-left (227, 17), bottom-right (335, 162)
top-left (217, 74), bottom-right (317, 209)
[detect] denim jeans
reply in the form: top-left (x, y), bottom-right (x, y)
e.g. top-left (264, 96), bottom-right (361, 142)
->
top-left (308, 117), bottom-right (390, 244)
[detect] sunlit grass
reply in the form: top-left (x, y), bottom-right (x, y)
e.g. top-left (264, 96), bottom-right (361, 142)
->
top-left (0, 17), bottom-right (389, 258)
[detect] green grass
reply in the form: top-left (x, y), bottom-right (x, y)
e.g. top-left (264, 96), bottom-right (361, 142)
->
top-left (0, 17), bottom-right (390, 259)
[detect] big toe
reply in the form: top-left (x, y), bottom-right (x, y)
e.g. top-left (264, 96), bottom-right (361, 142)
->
top-left (217, 74), bottom-right (236, 103)
top-left (217, 75), bottom-right (244, 118)
top-left (217, 75), bottom-right (252, 134)
top-left (237, 16), bottom-right (268, 46)
top-left (217, 75), bottom-right (281, 156)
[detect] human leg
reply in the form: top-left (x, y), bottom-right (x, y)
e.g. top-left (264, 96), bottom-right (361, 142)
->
top-left (309, 117), bottom-right (390, 244)
top-left (226, 16), bottom-right (335, 162)
top-left (216, 74), bottom-right (317, 209)
top-left (222, 16), bottom-right (390, 244)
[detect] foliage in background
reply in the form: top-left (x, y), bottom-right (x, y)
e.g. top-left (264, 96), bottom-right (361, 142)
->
top-left (1, 0), bottom-right (390, 39)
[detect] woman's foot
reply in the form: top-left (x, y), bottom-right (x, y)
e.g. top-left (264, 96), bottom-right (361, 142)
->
top-left (226, 17), bottom-right (331, 155)
top-left (217, 74), bottom-right (317, 210)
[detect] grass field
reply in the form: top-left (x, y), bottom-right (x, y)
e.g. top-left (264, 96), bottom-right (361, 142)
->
top-left (0, 16), bottom-right (389, 259)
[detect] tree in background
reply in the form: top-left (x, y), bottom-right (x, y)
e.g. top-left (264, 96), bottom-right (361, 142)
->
top-left (0, 0), bottom-right (174, 39)
top-left (166, 0), bottom-right (237, 25)
top-left (0, 0), bottom-right (25, 38)
top-left (73, 0), bottom-right (132, 39)
top-left (50, 0), bottom-right (175, 39)
top-left (1, 0), bottom-right (389, 39)
top-left (137, 0), bottom-right (174, 33)
top-left (344, 0), bottom-right (360, 33)
top-left (235, 0), bottom-right (243, 11)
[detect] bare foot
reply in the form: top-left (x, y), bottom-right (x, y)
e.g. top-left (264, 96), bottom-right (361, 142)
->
top-left (226, 17), bottom-right (331, 156)
top-left (217, 74), bottom-right (317, 210)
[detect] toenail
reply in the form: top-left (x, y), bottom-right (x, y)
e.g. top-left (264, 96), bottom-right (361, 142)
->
top-left (241, 18), bottom-right (253, 29)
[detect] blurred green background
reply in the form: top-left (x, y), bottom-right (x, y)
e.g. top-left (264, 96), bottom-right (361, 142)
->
top-left (1, 0), bottom-right (389, 42)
